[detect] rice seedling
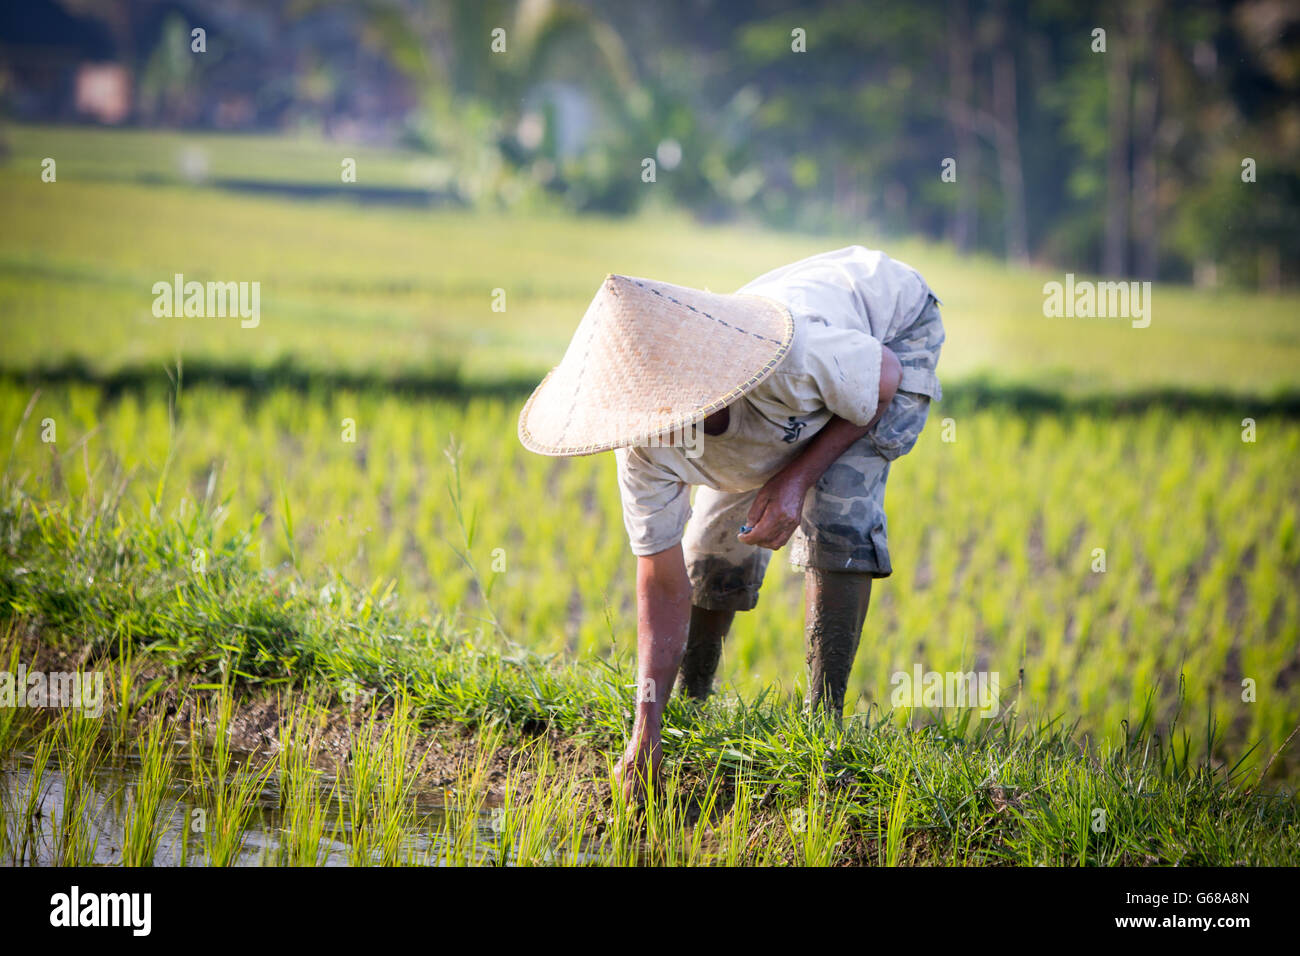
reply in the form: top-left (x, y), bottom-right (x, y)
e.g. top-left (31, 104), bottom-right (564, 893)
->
top-left (275, 696), bottom-right (342, 866)
top-left (340, 695), bottom-right (428, 865)
top-left (532, 761), bottom-right (603, 866)
top-left (0, 626), bottom-right (41, 755)
top-left (636, 766), bottom-right (730, 866)
top-left (119, 712), bottom-right (179, 866)
top-left (188, 688), bottom-right (280, 866)
top-left (1, 601), bottom-right (1295, 867)
top-left (52, 710), bottom-right (105, 865)
top-left (784, 783), bottom-right (854, 868)
top-left (882, 753), bottom-right (912, 868)
top-left (431, 722), bottom-right (506, 866)
top-left (488, 739), bottom-right (615, 866)
top-left (0, 762), bottom-right (10, 864)
top-left (489, 739), bottom-right (551, 865)
top-left (8, 729), bottom-right (56, 866)
top-left (710, 767), bottom-right (762, 866)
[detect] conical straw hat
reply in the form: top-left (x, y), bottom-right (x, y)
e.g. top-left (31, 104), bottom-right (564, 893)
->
top-left (518, 274), bottom-right (794, 456)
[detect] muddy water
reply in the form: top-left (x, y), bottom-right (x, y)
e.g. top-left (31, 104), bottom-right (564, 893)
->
top-left (1, 752), bottom-right (580, 866)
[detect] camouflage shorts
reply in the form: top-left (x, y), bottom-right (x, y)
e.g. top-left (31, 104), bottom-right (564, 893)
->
top-left (683, 296), bottom-right (943, 611)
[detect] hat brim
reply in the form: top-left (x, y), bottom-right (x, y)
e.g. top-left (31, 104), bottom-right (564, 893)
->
top-left (518, 276), bottom-right (793, 457)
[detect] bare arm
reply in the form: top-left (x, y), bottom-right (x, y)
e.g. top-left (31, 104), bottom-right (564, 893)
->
top-left (739, 344), bottom-right (902, 550)
top-left (615, 542), bottom-right (692, 788)
top-left (634, 543), bottom-right (693, 712)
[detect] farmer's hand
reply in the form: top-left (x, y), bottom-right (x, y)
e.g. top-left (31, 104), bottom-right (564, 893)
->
top-left (737, 349), bottom-right (901, 552)
top-left (739, 468), bottom-right (812, 550)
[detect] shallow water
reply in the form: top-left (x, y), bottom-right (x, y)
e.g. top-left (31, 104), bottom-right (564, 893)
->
top-left (0, 750), bottom-right (521, 866)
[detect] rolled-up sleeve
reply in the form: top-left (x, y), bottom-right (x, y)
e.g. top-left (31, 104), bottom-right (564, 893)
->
top-left (614, 446), bottom-right (693, 555)
top-left (802, 323), bottom-right (884, 427)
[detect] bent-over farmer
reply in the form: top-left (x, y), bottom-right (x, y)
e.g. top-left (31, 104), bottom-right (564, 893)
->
top-left (518, 245), bottom-right (944, 797)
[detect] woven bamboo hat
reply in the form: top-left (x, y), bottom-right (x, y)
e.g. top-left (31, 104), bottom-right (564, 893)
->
top-left (518, 273), bottom-right (794, 456)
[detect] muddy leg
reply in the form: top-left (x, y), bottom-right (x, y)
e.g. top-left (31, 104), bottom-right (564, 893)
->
top-left (676, 606), bottom-right (735, 700)
top-left (803, 569), bottom-right (872, 721)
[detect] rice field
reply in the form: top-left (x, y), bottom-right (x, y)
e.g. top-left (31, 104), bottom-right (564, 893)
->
top-left (3, 128), bottom-right (1300, 397)
top-left (3, 379), bottom-right (1297, 781)
top-left (0, 125), bottom-right (1298, 865)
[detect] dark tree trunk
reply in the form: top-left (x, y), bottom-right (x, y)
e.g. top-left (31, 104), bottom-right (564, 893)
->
top-left (1131, 0), bottom-right (1160, 280)
top-left (947, 0), bottom-right (978, 253)
top-left (993, 40), bottom-right (1029, 264)
top-left (1104, 27), bottom-right (1131, 276)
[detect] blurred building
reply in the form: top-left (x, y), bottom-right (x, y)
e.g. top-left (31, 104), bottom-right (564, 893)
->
top-left (0, 0), bottom-right (418, 140)
top-left (74, 63), bottom-right (130, 124)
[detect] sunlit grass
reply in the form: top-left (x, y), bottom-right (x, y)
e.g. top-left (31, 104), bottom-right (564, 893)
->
top-left (2, 125), bottom-right (1298, 395)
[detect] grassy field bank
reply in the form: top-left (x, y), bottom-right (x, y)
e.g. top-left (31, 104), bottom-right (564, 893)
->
top-left (2, 488), bottom-right (1296, 866)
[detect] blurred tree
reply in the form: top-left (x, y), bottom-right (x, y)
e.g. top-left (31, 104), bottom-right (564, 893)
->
top-left (96, 0), bottom-right (1299, 285)
top-left (138, 12), bottom-right (205, 125)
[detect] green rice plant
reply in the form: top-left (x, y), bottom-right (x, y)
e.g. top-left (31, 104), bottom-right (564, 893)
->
top-left (120, 711), bottom-right (178, 866)
top-left (4, 135), bottom-right (1300, 396)
top-left (883, 757), bottom-right (912, 867)
top-left (590, 754), bottom-right (644, 866)
top-left (488, 739), bottom-right (544, 865)
top-left (0, 756), bottom-right (10, 863)
top-left (340, 695), bottom-right (428, 865)
top-left (189, 689), bottom-right (280, 866)
top-left (370, 701), bottom-right (424, 865)
top-left (275, 696), bottom-right (341, 866)
top-left (541, 764), bottom-right (602, 866)
top-left (713, 768), bottom-right (762, 866)
top-left (637, 765), bottom-right (727, 867)
top-left (10, 728), bottom-right (55, 865)
top-left (1, 382), bottom-right (1298, 865)
top-left (339, 704), bottom-right (383, 866)
top-left (53, 710), bottom-right (104, 865)
top-left (634, 770), bottom-right (685, 866)
top-left (783, 786), bottom-right (852, 868)
top-left (488, 739), bottom-right (606, 866)
top-left (0, 625), bottom-right (41, 754)
top-left (430, 723), bottom-right (505, 866)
